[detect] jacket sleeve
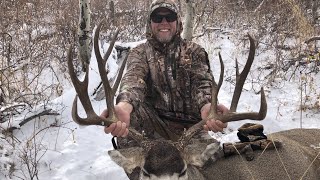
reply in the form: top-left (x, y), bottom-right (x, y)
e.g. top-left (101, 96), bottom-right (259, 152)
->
top-left (190, 44), bottom-right (214, 112)
top-left (116, 44), bottom-right (148, 109)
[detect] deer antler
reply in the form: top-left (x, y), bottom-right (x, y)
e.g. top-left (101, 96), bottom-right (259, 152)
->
top-left (68, 20), bottom-right (143, 142)
top-left (177, 34), bottom-right (267, 150)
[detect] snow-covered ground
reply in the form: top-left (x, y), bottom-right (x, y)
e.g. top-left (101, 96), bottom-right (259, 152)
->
top-left (1, 33), bottom-right (320, 180)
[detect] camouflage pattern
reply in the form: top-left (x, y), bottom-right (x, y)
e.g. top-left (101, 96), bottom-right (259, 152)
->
top-left (150, 0), bottom-right (179, 15)
top-left (146, 0), bottom-right (183, 43)
top-left (116, 0), bottom-right (214, 142)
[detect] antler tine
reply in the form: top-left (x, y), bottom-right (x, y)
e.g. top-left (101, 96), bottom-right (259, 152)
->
top-left (208, 52), bottom-right (225, 119)
top-left (113, 48), bottom-right (129, 94)
top-left (230, 34), bottom-right (256, 112)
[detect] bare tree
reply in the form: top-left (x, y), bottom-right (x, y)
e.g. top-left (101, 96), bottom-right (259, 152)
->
top-left (78, 0), bottom-right (92, 71)
top-left (182, 0), bottom-right (195, 41)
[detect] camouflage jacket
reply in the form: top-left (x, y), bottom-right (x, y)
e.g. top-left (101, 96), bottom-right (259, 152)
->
top-left (116, 0), bottom-right (213, 123)
top-left (116, 39), bottom-right (213, 122)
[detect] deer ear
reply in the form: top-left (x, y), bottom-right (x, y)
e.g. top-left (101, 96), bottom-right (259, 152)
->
top-left (108, 147), bottom-right (145, 174)
top-left (185, 142), bottom-right (221, 168)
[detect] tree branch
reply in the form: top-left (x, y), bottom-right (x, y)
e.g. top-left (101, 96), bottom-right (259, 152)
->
top-left (19, 109), bottom-right (60, 126)
top-left (305, 36), bottom-right (320, 44)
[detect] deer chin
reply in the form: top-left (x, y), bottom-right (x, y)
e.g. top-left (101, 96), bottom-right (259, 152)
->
top-left (141, 174), bottom-right (188, 180)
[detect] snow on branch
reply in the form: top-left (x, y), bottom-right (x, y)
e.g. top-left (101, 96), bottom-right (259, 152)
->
top-left (305, 36), bottom-right (320, 44)
top-left (18, 108), bottom-right (59, 127)
top-left (0, 103), bottom-right (60, 130)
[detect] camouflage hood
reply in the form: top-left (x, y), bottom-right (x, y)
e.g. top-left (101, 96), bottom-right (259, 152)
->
top-left (146, 0), bottom-right (183, 46)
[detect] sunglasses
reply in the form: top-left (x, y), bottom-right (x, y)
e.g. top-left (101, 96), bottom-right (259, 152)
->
top-left (150, 13), bottom-right (177, 23)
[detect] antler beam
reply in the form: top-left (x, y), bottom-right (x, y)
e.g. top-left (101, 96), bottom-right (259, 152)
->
top-left (177, 34), bottom-right (267, 150)
top-left (68, 20), bottom-right (143, 142)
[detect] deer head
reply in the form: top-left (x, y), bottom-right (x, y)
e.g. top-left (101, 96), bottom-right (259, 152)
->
top-left (68, 20), bottom-right (267, 179)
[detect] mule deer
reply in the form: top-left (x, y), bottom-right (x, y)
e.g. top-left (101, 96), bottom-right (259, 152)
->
top-left (68, 21), bottom-right (320, 180)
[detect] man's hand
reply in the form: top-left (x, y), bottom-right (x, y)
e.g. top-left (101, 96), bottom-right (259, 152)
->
top-left (101, 102), bottom-right (133, 137)
top-left (200, 103), bottom-right (228, 132)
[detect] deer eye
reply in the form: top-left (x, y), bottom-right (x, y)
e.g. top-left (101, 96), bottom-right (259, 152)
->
top-left (179, 169), bottom-right (187, 177)
top-left (142, 168), bottom-right (150, 177)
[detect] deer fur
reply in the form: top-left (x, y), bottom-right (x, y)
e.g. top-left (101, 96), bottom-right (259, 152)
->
top-left (109, 128), bottom-right (320, 180)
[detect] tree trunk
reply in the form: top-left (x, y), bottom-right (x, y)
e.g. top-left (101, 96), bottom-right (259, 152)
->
top-left (110, 1), bottom-right (115, 26)
top-left (78, 0), bottom-right (91, 71)
top-left (312, 0), bottom-right (319, 25)
top-left (182, 0), bottom-right (195, 41)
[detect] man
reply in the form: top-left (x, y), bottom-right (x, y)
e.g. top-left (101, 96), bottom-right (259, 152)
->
top-left (102, 0), bottom-right (228, 148)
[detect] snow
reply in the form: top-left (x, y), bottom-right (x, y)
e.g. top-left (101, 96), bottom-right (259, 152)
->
top-left (1, 33), bottom-right (320, 180)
